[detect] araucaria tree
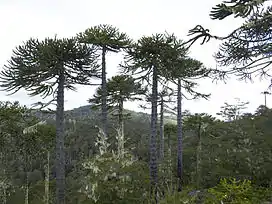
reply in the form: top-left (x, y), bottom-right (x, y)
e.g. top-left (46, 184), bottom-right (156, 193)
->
top-left (123, 33), bottom-right (185, 200)
top-left (77, 24), bottom-right (132, 137)
top-left (0, 37), bottom-right (99, 204)
top-left (140, 87), bottom-right (175, 161)
top-left (163, 41), bottom-right (210, 191)
top-left (89, 74), bottom-right (146, 157)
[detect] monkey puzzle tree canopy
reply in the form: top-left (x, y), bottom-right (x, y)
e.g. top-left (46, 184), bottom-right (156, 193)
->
top-left (166, 57), bottom-right (211, 99)
top-left (0, 37), bottom-right (99, 100)
top-left (77, 24), bottom-right (132, 52)
top-left (123, 33), bottom-right (187, 82)
top-left (122, 33), bottom-right (190, 199)
top-left (186, 0), bottom-right (272, 82)
top-left (77, 24), bottom-right (132, 137)
top-left (0, 36), bottom-right (99, 204)
top-left (89, 75), bottom-right (146, 109)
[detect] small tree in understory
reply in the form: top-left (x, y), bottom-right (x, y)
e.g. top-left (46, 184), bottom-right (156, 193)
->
top-left (0, 37), bottom-right (99, 204)
top-left (77, 24), bottom-right (132, 137)
top-left (23, 122), bottom-right (56, 204)
top-left (217, 98), bottom-right (249, 122)
top-left (0, 101), bottom-right (32, 204)
top-left (77, 126), bottom-right (149, 204)
top-left (183, 113), bottom-right (216, 189)
top-left (89, 75), bottom-right (146, 158)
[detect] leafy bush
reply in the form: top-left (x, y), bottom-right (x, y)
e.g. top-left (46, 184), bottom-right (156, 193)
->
top-left (70, 127), bottom-right (150, 204)
top-left (160, 178), bottom-right (272, 204)
top-left (204, 178), bottom-right (272, 204)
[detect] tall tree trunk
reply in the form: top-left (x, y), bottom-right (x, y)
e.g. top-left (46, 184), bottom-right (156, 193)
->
top-left (101, 46), bottom-right (108, 137)
top-left (150, 66), bottom-right (158, 202)
top-left (196, 123), bottom-right (201, 189)
top-left (177, 79), bottom-right (183, 192)
top-left (167, 130), bottom-right (173, 194)
top-left (3, 168), bottom-right (7, 204)
top-left (1, 153), bottom-right (7, 204)
top-left (44, 150), bottom-right (50, 204)
top-left (118, 99), bottom-right (124, 159)
top-left (159, 97), bottom-right (164, 160)
top-left (25, 173), bottom-right (29, 204)
top-left (56, 70), bottom-right (65, 204)
top-left (3, 188), bottom-right (6, 204)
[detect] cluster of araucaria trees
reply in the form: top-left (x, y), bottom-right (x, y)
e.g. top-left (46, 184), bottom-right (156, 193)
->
top-left (0, 25), bottom-right (211, 203)
top-left (1, 0), bottom-right (272, 202)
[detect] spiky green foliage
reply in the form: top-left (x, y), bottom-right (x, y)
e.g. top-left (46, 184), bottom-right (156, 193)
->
top-left (123, 33), bottom-right (188, 196)
top-left (0, 36), bottom-right (100, 204)
top-left (186, 0), bottom-right (272, 82)
top-left (0, 36), bottom-right (99, 101)
top-left (210, 0), bottom-right (267, 20)
top-left (89, 75), bottom-right (146, 110)
top-left (77, 24), bottom-right (132, 138)
top-left (205, 178), bottom-right (272, 203)
top-left (89, 75), bottom-right (146, 160)
top-left (166, 57), bottom-right (211, 100)
top-left (77, 24), bottom-right (132, 52)
top-left (123, 33), bottom-right (187, 83)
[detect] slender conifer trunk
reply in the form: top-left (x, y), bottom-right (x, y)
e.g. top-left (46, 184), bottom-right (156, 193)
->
top-left (56, 68), bottom-right (65, 204)
top-left (101, 46), bottom-right (108, 137)
top-left (177, 78), bottom-right (183, 192)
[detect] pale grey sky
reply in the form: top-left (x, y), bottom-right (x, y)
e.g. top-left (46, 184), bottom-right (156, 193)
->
top-left (0, 0), bottom-right (271, 117)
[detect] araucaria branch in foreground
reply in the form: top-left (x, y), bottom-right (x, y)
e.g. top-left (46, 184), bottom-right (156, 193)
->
top-left (186, 0), bottom-right (272, 83)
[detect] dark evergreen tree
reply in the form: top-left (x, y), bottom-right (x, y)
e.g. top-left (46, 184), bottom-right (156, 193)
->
top-left (89, 74), bottom-right (146, 157)
top-left (139, 87), bottom-right (176, 161)
top-left (77, 24), bottom-right (132, 137)
top-left (122, 33), bottom-right (186, 201)
top-left (0, 37), bottom-right (99, 204)
top-left (164, 52), bottom-right (210, 191)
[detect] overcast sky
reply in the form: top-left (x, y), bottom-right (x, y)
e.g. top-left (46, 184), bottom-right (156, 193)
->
top-left (0, 0), bottom-right (271, 117)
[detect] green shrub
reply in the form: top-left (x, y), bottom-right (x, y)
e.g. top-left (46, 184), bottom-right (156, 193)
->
top-left (204, 178), bottom-right (272, 204)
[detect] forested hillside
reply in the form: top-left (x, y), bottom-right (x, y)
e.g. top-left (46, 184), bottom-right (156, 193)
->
top-left (1, 101), bottom-right (272, 203)
top-left (1, 0), bottom-right (272, 203)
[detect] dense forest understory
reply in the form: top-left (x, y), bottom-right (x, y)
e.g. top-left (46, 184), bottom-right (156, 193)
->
top-left (1, 0), bottom-right (272, 203)
top-left (0, 102), bottom-right (272, 203)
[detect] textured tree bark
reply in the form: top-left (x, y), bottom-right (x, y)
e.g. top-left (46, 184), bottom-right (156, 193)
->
top-left (150, 66), bottom-right (158, 203)
top-left (1, 154), bottom-right (7, 204)
top-left (159, 98), bottom-right (164, 160)
top-left (3, 187), bottom-right (6, 204)
top-left (177, 79), bottom-right (183, 192)
top-left (56, 69), bottom-right (65, 204)
top-left (167, 130), bottom-right (173, 193)
top-left (101, 46), bottom-right (108, 137)
top-left (44, 150), bottom-right (50, 204)
top-left (118, 99), bottom-right (124, 158)
top-left (196, 123), bottom-right (202, 189)
top-left (25, 173), bottom-right (29, 204)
